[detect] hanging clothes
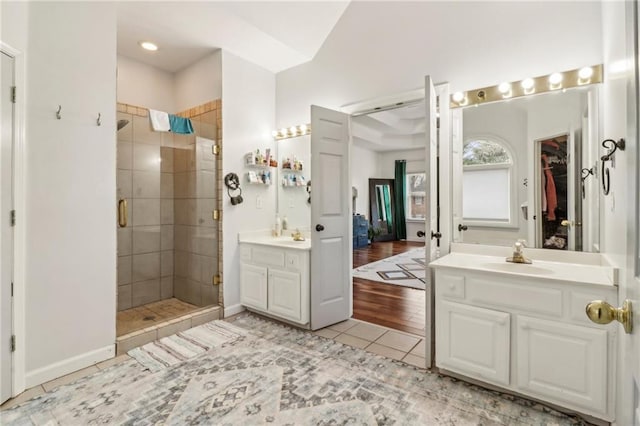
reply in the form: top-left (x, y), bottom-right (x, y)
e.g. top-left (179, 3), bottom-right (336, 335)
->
top-left (541, 154), bottom-right (557, 220)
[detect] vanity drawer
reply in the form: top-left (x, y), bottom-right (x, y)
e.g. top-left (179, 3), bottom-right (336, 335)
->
top-left (438, 274), bottom-right (465, 299)
top-left (252, 247), bottom-right (286, 267)
top-left (466, 276), bottom-right (563, 317)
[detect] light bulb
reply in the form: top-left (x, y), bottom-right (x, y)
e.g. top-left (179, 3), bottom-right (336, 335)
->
top-left (139, 41), bottom-right (158, 51)
top-left (521, 78), bottom-right (534, 90)
top-left (289, 126), bottom-right (297, 135)
top-left (549, 73), bottom-right (562, 85)
top-left (299, 124), bottom-right (308, 133)
top-left (271, 130), bottom-right (278, 137)
top-left (280, 128), bottom-right (288, 136)
top-left (498, 82), bottom-right (511, 94)
top-left (578, 66), bottom-right (593, 80)
top-left (452, 92), bottom-right (465, 103)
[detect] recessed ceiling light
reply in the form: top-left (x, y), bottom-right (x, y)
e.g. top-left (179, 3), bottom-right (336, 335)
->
top-left (139, 41), bottom-right (158, 51)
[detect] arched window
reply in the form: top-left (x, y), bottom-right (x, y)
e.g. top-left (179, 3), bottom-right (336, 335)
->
top-left (462, 137), bottom-right (516, 226)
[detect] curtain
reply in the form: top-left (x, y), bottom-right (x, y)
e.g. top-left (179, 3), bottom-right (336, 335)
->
top-left (394, 160), bottom-right (407, 239)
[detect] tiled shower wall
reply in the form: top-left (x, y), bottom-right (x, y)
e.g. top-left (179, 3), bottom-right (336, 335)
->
top-left (116, 101), bottom-right (222, 311)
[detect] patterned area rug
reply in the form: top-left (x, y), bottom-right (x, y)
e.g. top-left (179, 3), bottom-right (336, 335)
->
top-left (2, 314), bottom-right (586, 425)
top-left (353, 247), bottom-right (427, 290)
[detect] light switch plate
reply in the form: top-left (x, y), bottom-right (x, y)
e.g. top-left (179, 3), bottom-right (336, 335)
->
top-left (256, 195), bottom-right (263, 209)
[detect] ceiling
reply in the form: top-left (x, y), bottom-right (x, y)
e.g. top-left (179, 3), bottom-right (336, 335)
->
top-left (351, 102), bottom-right (427, 152)
top-left (116, 1), bottom-right (350, 74)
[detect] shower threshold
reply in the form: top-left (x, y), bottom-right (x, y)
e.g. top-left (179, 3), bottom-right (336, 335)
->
top-left (116, 298), bottom-right (221, 355)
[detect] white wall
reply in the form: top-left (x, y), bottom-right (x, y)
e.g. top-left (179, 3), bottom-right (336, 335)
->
top-left (222, 50), bottom-right (276, 314)
top-left (277, 135), bottom-right (310, 230)
top-left (174, 50), bottom-right (222, 113)
top-left (24, 2), bottom-right (117, 385)
top-left (276, 2), bottom-right (603, 127)
top-left (117, 55), bottom-right (176, 112)
top-left (351, 144), bottom-right (378, 217)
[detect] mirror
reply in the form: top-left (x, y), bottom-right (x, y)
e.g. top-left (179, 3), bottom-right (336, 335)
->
top-left (277, 134), bottom-right (311, 230)
top-left (452, 85), bottom-right (600, 252)
top-left (368, 178), bottom-right (396, 241)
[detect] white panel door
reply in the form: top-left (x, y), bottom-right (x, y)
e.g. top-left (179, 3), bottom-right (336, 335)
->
top-left (310, 105), bottom-right (351, 330)
top-left (239, 263), bottom-right (267, 311)
top-left (437, 301), bottom-right (510, 386)
top-left (425, 76), bottom-right (439, 261)
top-left (516, 316), bottom-right (608, 414)
top-left (268, 269), bottom-right (301, 322)
top-left (451, 108), bottom-right (464, 243)
top-left (1, 51), bottom-right (14, 404)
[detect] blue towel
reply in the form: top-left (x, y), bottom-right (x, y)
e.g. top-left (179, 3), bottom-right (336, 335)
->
top-left (168, 114), bottom-right (194, 134)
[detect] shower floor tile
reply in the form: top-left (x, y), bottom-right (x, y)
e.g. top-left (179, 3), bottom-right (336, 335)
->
top-left (116, 298), bottom-right (200, 337)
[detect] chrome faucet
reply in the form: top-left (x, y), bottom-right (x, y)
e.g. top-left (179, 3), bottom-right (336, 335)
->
top-left (506, 241), bottom-right (532, 264)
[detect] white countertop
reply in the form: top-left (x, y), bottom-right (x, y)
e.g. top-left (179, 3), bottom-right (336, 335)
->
top-left (429, 251), bottom-right (617, 287)
top-left (238, 230), bottom-right (311, 251)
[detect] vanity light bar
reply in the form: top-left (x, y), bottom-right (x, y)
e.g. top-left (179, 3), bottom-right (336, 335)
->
top-left (272, 123), bottom-right (312, 140)
top-left (449, 64), bottom-right (603, 109)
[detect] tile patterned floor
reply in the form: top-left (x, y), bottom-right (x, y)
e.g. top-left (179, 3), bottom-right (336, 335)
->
top-left (315, 318), bottom-right (427, 368)
top-left (116, 298), bottom-right (200, 336)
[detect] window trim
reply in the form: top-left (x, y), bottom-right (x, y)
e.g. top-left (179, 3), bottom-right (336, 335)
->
top-left (462, 136), bottom-right (519, 229)
top-left (405, 172), bottom-right (427, 221)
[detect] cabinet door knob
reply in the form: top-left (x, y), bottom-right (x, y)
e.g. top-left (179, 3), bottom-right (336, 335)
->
top-left (586, 300), bottom-right (633, 334)
top-left (417, 231), bottom-right (425, 237)
top-left (315, 224), bottom-right (325, 232)
top-left (431, 231), bottom-right (442, 240)
top-left (458, 224), bottom-right (468, 232)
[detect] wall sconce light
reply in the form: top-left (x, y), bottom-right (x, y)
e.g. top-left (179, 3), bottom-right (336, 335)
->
top-left (548, 73), bottom-right (563, 90)
top-left (450, 64), bottom-right (602, 108)
top-left (273, 123), bottom-right (312, 140)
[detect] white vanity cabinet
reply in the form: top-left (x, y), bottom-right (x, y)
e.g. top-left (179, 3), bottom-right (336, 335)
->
top-left (433, 266), bottom-right (617, 421)
top-left (239, 242), bottom-right (310, 326)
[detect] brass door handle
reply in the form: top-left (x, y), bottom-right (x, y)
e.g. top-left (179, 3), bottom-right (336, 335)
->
top-left (118, 199), bottom-right (128, 228)
top-left (586, 299), bottom-right (633, 334)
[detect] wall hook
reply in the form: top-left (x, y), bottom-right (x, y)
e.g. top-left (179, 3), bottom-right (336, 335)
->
top-left (581, 167), bottom-right (594, 199)
top-left (56, 105), bottom-right (62, 120)
top-left (96, 113), bottom-right (102, 126)
top-left (601, 138), bottom-right (625, 162)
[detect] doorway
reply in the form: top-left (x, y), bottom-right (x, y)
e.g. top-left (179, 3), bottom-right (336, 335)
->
top-left (1, 50), bottom-right (15, 404)
top-left (349, 100), bottom-right (428, 337)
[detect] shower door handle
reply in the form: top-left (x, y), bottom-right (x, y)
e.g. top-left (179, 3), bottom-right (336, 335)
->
top-left (118, 199), bottom-right (128, 228)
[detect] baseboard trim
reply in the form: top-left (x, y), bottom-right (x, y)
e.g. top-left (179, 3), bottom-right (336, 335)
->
top-left (25, 344), bottom-right (115, 388)
top-left (224, 304), bottom-right (245, 318)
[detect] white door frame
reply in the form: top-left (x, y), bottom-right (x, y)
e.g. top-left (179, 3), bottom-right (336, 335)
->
top-left (1, 41), bottom-right (26, 397)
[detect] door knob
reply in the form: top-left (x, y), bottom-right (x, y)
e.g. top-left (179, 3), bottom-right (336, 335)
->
top-left (417, 231), bottom-right (425, 237)
top-left (315, 224), bottom-right (325, 232)
top-left (431, 231), bottom-right (442, 239)
top-left (458, 224), bottom-right (468, 232)
top-left (561, 220), bottom-right (573, 227)
top-left (586, 299), bottom-right (633, 334)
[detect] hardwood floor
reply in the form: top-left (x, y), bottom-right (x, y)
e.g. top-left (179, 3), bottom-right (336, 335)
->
top-left (353, 241), bottom-right (426, 336)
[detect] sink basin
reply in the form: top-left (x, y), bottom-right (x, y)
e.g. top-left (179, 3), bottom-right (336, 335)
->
top-left (481, 263), bottom-right (554, 275)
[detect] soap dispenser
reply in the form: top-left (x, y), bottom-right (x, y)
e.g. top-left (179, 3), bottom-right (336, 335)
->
top-left (275, 215), bottom-right (282, 236)
top-left (282, 215), bottom-right (288, 231)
